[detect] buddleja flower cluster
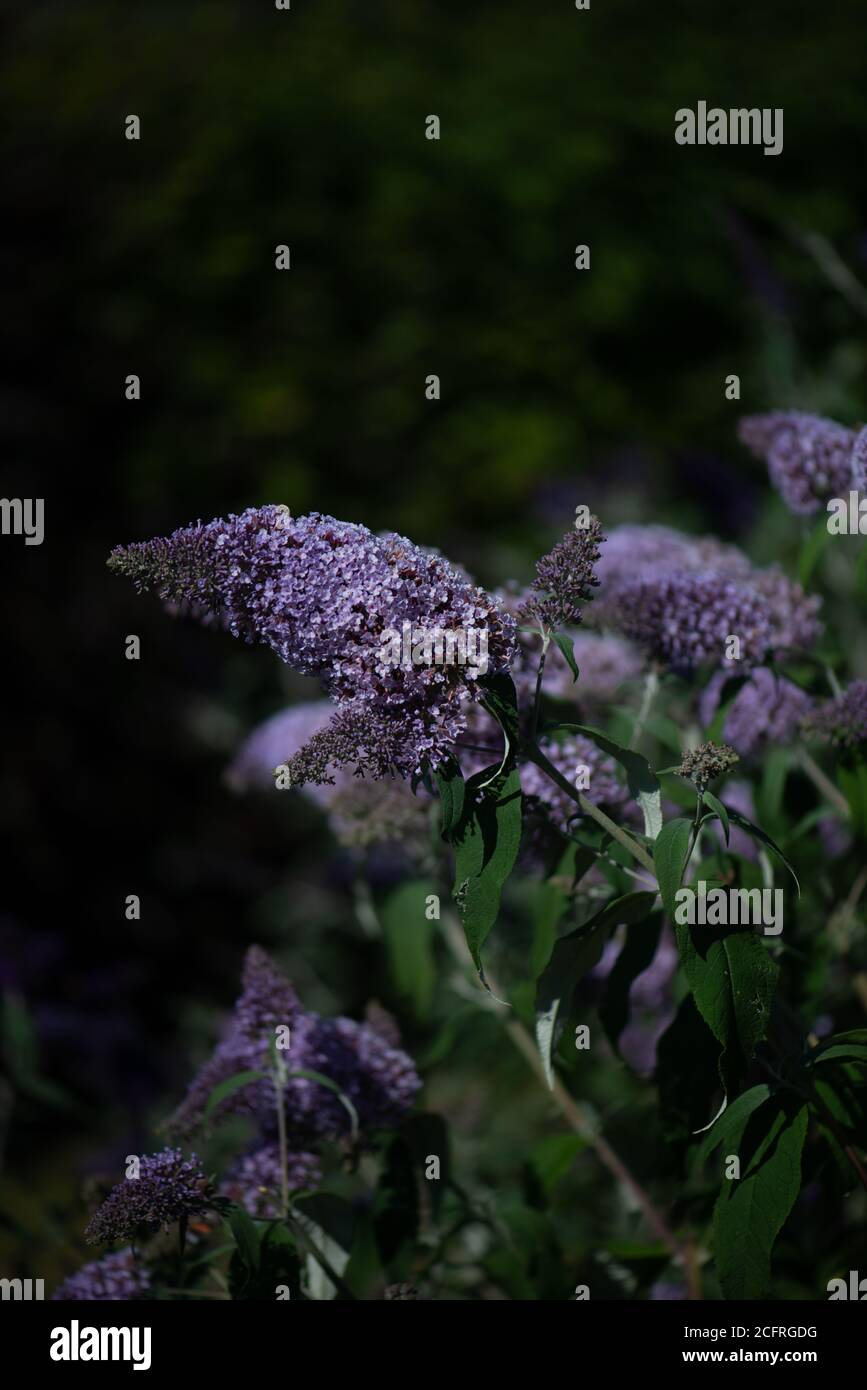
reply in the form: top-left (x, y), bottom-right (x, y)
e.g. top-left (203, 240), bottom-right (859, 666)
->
top-left (53, 948), bottom-right (422, 1295)
top-left (84, 1149), bottom-right (215, 1245)
top-left (739, 411), bottom-right (867, 515)
top-left (109, 507), bottom-right (516, 782)
top-left (53, 1249), bottom-right (151, 1302)
top-left (804, 680), bottom-right (867, 754)
top-left (169, 945), bottom-right (420, 1145)
top-left (520, 516), bottom-right (604, 629)
top-left (592, 523), bottom-right (821, 674)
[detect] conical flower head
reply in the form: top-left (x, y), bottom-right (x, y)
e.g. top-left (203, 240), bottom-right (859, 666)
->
top-left (168, 947), bottom-right (420, 1143)
top-left (109, 507), bottom-right (516, 778)
top-left (84, 1149), bottom-right (215, 1245)
top-left (167, 945), bottom-right (304, 1135)
top-left (738, 411), bottom-right (859, 515)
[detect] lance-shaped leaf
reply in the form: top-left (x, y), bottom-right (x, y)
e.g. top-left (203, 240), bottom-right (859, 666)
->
top-left (451, 763), bottom-right (523, 975)
top-left (535, 890), bottom-right (656, 1087)
top-left (712, 1099), bottom-right (808, 1300)
top-left (675, 921), bottom-right (778, 1092)
top-left (599, 909), bottom-right (664, 1055)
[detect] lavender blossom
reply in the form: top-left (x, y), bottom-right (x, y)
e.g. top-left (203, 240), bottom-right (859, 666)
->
top-left (168, 946), bottom-right (421, 1142)
top-left (606, 570), bottom-right (771, 675)
top-left (738, 412), bottom-right (860, 515)
top-left (109, 507), bottom-right (515, 780)
top-left (228, 701), bottom-right (433, 859)
top-left (84, 1149), bottom-right (215, 1245)
top-left (593, 929), bottom-right (679, 1075)
top-left (803, 680), bottom-right (867, 753)
top-left (594, 524), bottom-right (820, 670)
top-left (521, 518), bottom-right (604, 629)
top-left (699, 667), bottom-right (813, 757)
top-left (53, 1249), bottom-right (151, 1301)
top-left (221, 1143), bottom-right (321, 1219)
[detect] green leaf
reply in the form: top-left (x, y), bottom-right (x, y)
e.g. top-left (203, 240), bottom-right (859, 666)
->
top-left (228, 1203), bottom-right (262, 1276)
top-left (655, 996), bottom-right (725, 1143)
top-left (293, 1194), bottom-right (357, 1301)
top-left (381, 880), bottom-right (438, 1021)
top-left (599, 910), bottom-right (663, 1055)
top-left (552, 722), bottom-right (663, 841)
top-left (811, 1044), bottom-right (867, 1069)
top-left (433, 755), bottom-right (465, 839)
top-left (451, 763), bottom-right (523, 974)
top-left (478, 671), bottom-right (521, 779)
top-left (725, 809), bottom-right (800, 895)
top-left (530, 842), bottom-right (595, 978)
top-left (712, 1100), bottom-right (808, 1300)
top-left (653, 817), bottom-right (693, 920)
top-left (202, 1069), bottom-right (264, 1125)
top-left (530, 1134), bottom-right (589, 1194)
top-left (703, 791), bottom-right (729, 845)
top-left (535, 890), bottom-right (656, 1087)
top-left (373, 1134), bottom-right (419, 1266)
top-left (553, 631), bottom-right (580, 683)
top-left (696, 1084), bottom-right (772, 1164)
top-left (675, 922), bottom-right (779, 1091)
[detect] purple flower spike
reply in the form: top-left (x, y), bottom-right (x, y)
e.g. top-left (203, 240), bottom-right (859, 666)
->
top-left (168, 946), bottom-right (420, 1144)
top-left (109, 507), bottom-right (516, 781)
top-left (803, 680), bottom-right (867, 752)
top-left (84, 1149), bottom-right (215, 1245)
top-left (738, 412), bottom-right (859, 515)
top-left (53, 1249), bottom-right (151, 1301)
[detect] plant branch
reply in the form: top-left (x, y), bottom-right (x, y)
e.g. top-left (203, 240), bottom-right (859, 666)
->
top-left (797, 748), bottom-right (850, 818)
top-left (524, 742), bottom-right (657, 877)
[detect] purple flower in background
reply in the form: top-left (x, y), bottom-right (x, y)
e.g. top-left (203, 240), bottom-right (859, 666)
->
top-left (520, 735), bottom-right (629, 834)
top-left (221, 1143), bottom-right (321, 1219)
top-left (84, 1149), bottom-right (215, 1245)
top-left (521, 517), bottom-right (604, 629)
top-left (699, 667), bottom-right (812, 758)
top-left (818, 815), bottom-right (853, 860)
top-left (738, 412), bottom-right (860, 515)
top-left (228, 701), bottom-right (433, 860)
top-left (607, 570), bottom-right (771, 675)
top-left (803, 680), bottom-right (867, 752)
top-left (53, 1249), bottom-right (151, 1301)
top-left (851, 427), bottom-right (867, 491)
top-left (593, 929), bottom-right (679, 1075)
top-left (109, 507), bottom-right (515, 781)
top-left (594, 524), bottom-right (820, 670)
top-left (500, 586), bottom-right (645, 708)
top-left (168, 946), bottom-right (420, 1142)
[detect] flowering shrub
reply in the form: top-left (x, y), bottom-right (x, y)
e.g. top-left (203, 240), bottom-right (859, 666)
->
top-left (48, 407), bottom-right (867, 1301)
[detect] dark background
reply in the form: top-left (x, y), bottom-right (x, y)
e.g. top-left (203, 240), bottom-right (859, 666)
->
top-left (3, 0), bottom-right (867, 1287)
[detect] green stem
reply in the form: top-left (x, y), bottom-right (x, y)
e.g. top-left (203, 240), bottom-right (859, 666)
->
top-left (524, 742), bottom-right (657, 878)
top-left (529, 633), bottom-right (550, 748)
top-left (630, 666), bottom-right (659, 750)
top-left (274, 1061), bottom-right (290, 1220)
top-left (797, 747), bottom-right (850, 819)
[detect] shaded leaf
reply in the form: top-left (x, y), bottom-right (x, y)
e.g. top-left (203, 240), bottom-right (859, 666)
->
top-left (712, 1100), bottom-right (808, 1300)
top-left (535, 890), bottom-right (656, 1087)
